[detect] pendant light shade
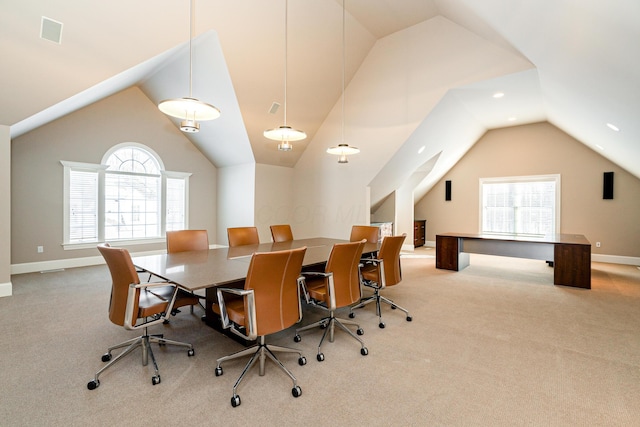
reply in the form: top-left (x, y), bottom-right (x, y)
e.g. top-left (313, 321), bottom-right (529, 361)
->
top-left (327, 0), bottom-right (359, 163)
top-left (327, 143), bottom-right (359, 163)
top-left (158, 0), bottom-right (220, 132)
top-left (264, 125), bottom-right (307, 143)
top-left (264, 0), bottom-right (306, 150)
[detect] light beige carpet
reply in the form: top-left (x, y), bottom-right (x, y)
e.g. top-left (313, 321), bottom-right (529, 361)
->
top-left (1, 250), bottom-right (639, 426)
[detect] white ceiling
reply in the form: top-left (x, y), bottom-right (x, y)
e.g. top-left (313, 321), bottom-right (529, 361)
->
top-left (2, 1), bottom-right (639, 198)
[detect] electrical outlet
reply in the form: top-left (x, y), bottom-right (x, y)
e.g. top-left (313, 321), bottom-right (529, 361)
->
top-left (596, 242), bottom-right (601, 248)
top-left (37, 246), bottom-right (44, 253)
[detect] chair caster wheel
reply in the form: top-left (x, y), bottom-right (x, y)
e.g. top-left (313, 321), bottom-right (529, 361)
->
top-left (101, 353), bottom-right (112, 362)
top-left (298, 356), bottom-right (307, 366)
top-left (292, 385), bottom-right (302, 397)
top-left (320, 323), bottom-right (327, 329)
top-left (294, 334), bottom-right (302, 343)
top-left (379, 322), bottom-right (385, 329)
top-left (349, 312), bottom-right (355, 318)
top-left (361, 347), bottom-right (369, 356)
top-left (406, 316), bottom-right (412, 322)
top-left (316, 353), bottom-right (325, 362)
top-left (215, 367), bottom-right (223, 376)
top-left (357, 328), bottom-right (364, 335)
top-left (187, 348), bottom-right (195, 357)
top-left (152, 375), bottom-right (161, 385)
top-left (87, 379), bottom-right (99, 390)
top-left (231, 395), bottom-right (241, 407)
top-left (391, 305), bottom-right (397, 310)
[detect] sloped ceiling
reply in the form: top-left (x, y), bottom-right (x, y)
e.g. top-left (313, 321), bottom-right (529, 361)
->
top-left (2, 1), bottom-right (639, 196)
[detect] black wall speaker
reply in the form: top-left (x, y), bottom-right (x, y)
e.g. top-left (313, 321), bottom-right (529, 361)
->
top-left (603, 172), bottom-right (614, 199)
top-left (445, 180), bottom-right (452, 201)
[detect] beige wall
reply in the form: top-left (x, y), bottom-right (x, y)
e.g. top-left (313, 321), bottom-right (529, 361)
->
top-left (216, 163), bottom-right (255, 246)
top-left (11, 87), bottom-right (217, 267)
top-left (0, 125), bottom-right (11, 295)
top-left (415, 122), bottom-right (640, 258)
top-left (255, 164), bottom-right (295, 242)
top-left (293, 16), bottom-right (532, 241)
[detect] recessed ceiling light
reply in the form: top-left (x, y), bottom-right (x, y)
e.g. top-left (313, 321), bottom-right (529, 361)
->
top-left (507, 117), bottom-right (517, 122)
top-left (418, 146), bottom-right (425, 154)
top-left (493, 92), bottom-right (505, 99)
top-left (606, 123), bottom-right (620, 132)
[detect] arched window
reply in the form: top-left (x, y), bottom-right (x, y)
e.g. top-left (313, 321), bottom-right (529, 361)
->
top-left (61, 143), bottom-right (191, 248)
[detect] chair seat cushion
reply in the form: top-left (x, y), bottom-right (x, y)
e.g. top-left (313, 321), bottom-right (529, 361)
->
top-left (360, 264), bottom-right (378, 283)
top-left (150, 285), bottom-right (200, 309)
top-left (138, 290), bottom-right (170, 318)
top-left (212, 297), bottom-right (246, 327)
top-left (305, 277), bottom-right (328, 304)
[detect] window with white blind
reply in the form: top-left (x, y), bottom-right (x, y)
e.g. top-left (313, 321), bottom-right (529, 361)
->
top-left (61, 143), bottom-right (191, 249)
top-left (480, 175), bottom-right (560, 237)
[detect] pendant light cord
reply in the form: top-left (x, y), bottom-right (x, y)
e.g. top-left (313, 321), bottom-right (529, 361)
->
top-left (189, 0), bottom-right (194, 98)
top-left (284, 0), bottom-right (289, 126)
top-left (341, 0), bottom-right (346, 144)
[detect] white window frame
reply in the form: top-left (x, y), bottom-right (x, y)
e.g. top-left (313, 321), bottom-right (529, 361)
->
top-left (61, 144), bottom-right (191, 250)
top-left (479, 174), bottom-right (561, 237)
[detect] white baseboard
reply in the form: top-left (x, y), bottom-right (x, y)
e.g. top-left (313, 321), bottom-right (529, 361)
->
top-left (0, 281), bottom-right (12, 297)
top-left (10, 244), bottom-right (228, 275)
top-left (424, 241), bottom-right (640, 266)
top-left (592, 254), bottom-right (640, 266)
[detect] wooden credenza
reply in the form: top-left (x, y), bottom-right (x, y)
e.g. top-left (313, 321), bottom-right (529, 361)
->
top-left (414, 220), bottom-right (426, 247)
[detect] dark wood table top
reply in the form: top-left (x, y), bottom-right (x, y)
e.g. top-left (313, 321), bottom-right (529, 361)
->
top-left (133, 237), bottom-right (378, 291)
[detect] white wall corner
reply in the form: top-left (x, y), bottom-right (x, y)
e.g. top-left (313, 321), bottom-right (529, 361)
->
top-left (0, 282), bottom-right (12, 297)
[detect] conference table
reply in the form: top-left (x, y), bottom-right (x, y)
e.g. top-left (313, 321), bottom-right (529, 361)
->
top-left (435, 232), bottom-right (591, 289)
top-left (132, 238), bottom-right (379, 332)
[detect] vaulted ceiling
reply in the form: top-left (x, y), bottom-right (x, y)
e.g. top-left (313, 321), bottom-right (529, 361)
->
top-left (3, 1), bottom-right (639, 201)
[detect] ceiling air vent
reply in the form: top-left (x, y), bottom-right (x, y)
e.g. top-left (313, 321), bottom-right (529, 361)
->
top-left (41, 17), bottom-right (63, 44)
top-left (268, 102), bottom-right (280, 114)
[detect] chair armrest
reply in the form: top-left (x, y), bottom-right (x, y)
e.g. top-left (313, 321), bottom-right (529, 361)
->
top-left (124, 281), bottom-right (179, 330)
top-left (299, 272), bottom-right (330, 303)
top-left (298, 275), bottom-right (310, 304)
top-left (359, 258), bottom-right (386, 289)
top-left (216, 287), bottom-right (257, 341)
top-left (300, 271), bottom-right (336, 310)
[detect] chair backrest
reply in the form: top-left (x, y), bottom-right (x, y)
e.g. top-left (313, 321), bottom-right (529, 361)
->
top-left (244, 247), bottom-right (306, 337)
top-left (350, 225), bottom-right (379, 244)
top-left (166, 229), bottom-right (209, 253)
top-left (270, 224), bottom-right (294, 242)
top-left (227, 227), bottom-right (260, 247)
top-left (325, 241), bottom-right (365, 308)
top-left (377, 234), bottom-right (406, 287)
top-left (97, 243), bottom-right (141, 327)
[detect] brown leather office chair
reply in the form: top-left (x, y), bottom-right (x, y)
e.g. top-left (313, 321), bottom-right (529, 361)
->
top-left (165, 229), bottom-right (209, 314)
top-left (166, 229), bottom-right (209, 252)
top-left (294, 241), bottom-right (368, 361)
top-left (350, 225), bottom-right (380, 244)
top-left (213, 247), bottom-right (307, 407)
top-left (270, 224), bottom-right (294, 242)
top-left (87, 244), bottom-right (195, 390)
top-left (227, 226), bottom-right (260, 247)
top-left (349, 234), bottom-right (412, 328)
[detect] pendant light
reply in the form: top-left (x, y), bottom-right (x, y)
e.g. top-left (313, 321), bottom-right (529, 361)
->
top-left (264, 0), bottom-right (306, 151)
top-left (327, 0), bottom-right (359, 163)
top-left (158, 0), bottom-right (220, 132)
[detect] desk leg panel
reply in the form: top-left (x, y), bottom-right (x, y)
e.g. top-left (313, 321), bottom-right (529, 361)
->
top-left (554, 244), bottom-right (591, 289)
top-left (436, 235), bottom-right (462, 270)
